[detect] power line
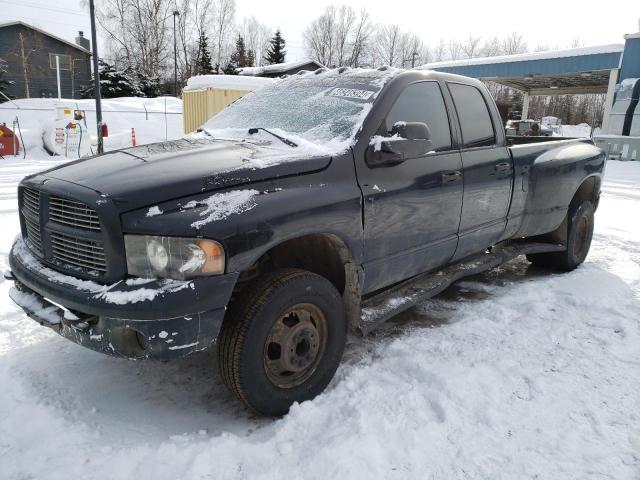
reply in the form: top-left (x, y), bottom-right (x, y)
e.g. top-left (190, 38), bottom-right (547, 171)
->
top-left (0, 0), bottom-right (88, 16)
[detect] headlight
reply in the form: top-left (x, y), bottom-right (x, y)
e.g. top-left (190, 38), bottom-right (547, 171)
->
top-left (124, 235), bottom-right (225, 280)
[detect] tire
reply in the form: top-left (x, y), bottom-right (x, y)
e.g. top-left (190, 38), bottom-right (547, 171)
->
top-left (527, 200), bottom-right (595, 271)
top-left (218, 268), bottom-right (347, 416)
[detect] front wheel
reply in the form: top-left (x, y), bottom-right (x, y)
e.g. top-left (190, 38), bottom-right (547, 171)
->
top-left (218, 268), bottom-right (347, 416)
top-left (527, 200), bottom-right (595, 271)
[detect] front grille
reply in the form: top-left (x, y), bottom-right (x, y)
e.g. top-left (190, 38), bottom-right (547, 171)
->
top-left (50, 231), bottom-right (107, 273)
top-left (49, 195), bottom-right (101, 231)
top-left (21, 188), bottom-right (43, 256)
top-left (19, 187), bottom-right (109, 278)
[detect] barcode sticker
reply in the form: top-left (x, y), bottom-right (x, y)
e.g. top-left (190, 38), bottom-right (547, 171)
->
top-left (327, 88), bottom-right (374, 100)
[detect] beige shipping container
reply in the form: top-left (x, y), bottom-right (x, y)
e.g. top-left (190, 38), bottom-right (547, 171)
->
top-left (182, 76), bottom-right (276, 134)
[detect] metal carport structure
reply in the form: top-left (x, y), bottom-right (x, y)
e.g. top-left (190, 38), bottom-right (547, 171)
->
top-left (419, 44), bottom-right (625, 129)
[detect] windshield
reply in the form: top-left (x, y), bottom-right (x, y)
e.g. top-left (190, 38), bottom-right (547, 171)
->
top-left (203, 68), bottom-right (399, 153)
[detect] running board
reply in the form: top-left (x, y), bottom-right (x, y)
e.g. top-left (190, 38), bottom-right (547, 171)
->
top-left (358, 242), bottom-right (565, 335)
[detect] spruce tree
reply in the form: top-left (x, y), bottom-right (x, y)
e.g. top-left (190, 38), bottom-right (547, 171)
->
top-left (225, 35), bottom-right (252, 74)
top-left (195, 34), bottom-right (214, 75)
top-left (81, 60), bottom-right (142, 98)
top-left (264, 29), bottom-right (286, 65)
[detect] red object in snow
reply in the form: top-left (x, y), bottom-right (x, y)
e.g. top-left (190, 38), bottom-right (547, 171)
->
top-left (131, 128), bottom-right (137, 146)
top-left (0, 123), bottom-right (20, 156)
top-left (101, 123), bottom-right (109, 138)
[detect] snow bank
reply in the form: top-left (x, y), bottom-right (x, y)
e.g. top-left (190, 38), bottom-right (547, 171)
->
top-left (418, 43), bottom-right (624, 69)
top-left (184, 75), bottom-right (275, 92)
top-left (237, 59), bottom-right (321, 76)
top-left (0, 97), bottom-right (183, 158)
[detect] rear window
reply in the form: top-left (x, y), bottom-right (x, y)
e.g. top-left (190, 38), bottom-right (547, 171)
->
top-left (448, 83), bottom-right (496, 148)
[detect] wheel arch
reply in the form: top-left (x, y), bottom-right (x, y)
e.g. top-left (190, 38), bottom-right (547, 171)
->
top-left (233, 232), bottom-right (363, 331)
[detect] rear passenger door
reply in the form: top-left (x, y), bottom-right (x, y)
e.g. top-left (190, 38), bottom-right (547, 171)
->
top-left (358, 81), bottom-right (463, 293)
top-left (447, 82), bottom-right (513, 260)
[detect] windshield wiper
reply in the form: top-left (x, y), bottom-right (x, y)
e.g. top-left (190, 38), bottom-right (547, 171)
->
top-left (248, 127), bottom-right (298, 148)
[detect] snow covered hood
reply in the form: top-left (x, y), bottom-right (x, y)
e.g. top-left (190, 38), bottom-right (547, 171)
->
top-left (37, 137), bottom-right (331, 212)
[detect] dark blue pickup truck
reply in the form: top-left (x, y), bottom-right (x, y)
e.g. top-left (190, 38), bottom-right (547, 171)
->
top-left (7, 67), bottom-right (605, 416)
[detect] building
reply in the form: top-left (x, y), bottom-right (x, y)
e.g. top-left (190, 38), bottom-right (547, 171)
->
top-left (0, 21), bottom-right (91, 100)
top-left (237, 59), bottom-right (325, 78)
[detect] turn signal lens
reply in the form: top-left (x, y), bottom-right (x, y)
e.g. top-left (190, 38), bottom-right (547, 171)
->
top-left (197, 239), bottom-right (225, 274)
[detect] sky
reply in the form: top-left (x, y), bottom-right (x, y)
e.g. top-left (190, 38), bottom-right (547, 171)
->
top-left (1, 0), bottom-right (639, 62)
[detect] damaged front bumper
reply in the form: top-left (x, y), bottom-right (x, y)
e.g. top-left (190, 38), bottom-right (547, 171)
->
top-left (7, 238), bottom-right (239, 360)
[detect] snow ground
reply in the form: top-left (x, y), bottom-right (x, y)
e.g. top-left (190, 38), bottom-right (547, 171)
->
top-left (0, 157), bottom-right (639, 479)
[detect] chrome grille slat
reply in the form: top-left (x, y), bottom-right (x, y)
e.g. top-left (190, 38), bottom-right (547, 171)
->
top-left (21, 189), bottom-right (44, 256)
top-left (50, 232), bottom-right (107, 273)
top-left (50, 236), bottom-right (105, 253)
top-left (22, 188), bottom-right (40, 219)
top-left (49, 195), bottom-right (101, 231)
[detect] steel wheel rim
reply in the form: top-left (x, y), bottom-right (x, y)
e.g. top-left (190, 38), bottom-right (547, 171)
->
top-left (263, 303), bottom-right (328, 389)
top-left (574, 215), bottom-right (590, 257)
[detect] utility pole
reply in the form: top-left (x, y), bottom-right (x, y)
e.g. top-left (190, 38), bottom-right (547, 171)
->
top-left (411, 51), bottom-right (418, 68)
top-left (173, 10), bottom-right (180, 97)
top-left (89, 0), bottom-right (104, 154)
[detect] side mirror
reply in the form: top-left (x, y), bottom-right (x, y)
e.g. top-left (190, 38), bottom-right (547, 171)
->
top-left (366, 122), bottom-right (434, 167)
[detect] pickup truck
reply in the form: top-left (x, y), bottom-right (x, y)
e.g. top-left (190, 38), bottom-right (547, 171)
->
top-left (7, 67), bottom-right (605, 416)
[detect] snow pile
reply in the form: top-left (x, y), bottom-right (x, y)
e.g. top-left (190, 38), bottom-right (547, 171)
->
top-left (554, 123), bottom-right (593, 138)
top-left (0, 156), bottom-right (639, 478)
top-left (418, 44), bottom-right (624, 69)
top-left (183, 75), bottom-right (275, 92)
top-left (237, 59), bottom-right (321, 76)
top-left (0, 97), bottom-right (183, 157)
top-left (182, 189), bottom-right (260, 228)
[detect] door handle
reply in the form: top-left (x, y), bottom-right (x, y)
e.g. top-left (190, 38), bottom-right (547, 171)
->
top-left (494, 162), bottom-right (512, 173)
top-left (440, 171), bottom-right (462, 184)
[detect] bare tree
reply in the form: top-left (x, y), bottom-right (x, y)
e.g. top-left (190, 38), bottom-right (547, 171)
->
top-left (447, 40), bottom-right (462, 60)
top-left (240, 16), bottom-right (271, 66)
top-left (97, 0), bottom-right (172, 78)
top-left (480, 36), bottom-right (502, 57)
top-left (212, 0), bottom-right (236, 72)
top-left (501, 32), bottom-right (528, 55)
top-left (462, 35), bottom-right (482, 59)
top-left (303, 5), bottom-right (371, 68)
top-left (373, 24), bottom-right (402, 66)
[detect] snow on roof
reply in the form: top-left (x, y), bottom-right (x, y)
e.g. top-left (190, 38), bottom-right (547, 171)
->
top-left (0, 21), bottom-right (90, 54)
top-left (417, 44), bottom-right (625, 70)
top-left (237, 59), bottom-right (323, 76)
top-left (183, 75), bottom-right (275, 92)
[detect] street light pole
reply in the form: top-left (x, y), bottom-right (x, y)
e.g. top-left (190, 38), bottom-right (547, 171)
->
top-left (173, 10), bottom-right (179, 97)
top-left (89, 0), bottom-right (103, 154)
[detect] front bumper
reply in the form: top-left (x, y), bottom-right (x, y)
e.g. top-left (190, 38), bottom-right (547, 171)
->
top-left (8, 238), bottom-right (239, 360)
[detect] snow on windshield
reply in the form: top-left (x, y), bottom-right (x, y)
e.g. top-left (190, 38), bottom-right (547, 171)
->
top-left (203, 68), bottom-right (399, 155)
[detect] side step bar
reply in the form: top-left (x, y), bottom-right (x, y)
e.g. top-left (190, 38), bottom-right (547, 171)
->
top-left (358, 241), bottom-right (565, 335)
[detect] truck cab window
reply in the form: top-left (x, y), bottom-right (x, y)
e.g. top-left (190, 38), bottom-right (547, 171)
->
top-left (448, 83), bottom-right (496, 148)
top-left (383, 82), bottom-right (452, 152)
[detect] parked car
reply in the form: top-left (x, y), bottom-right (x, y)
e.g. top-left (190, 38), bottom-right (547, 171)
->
top-left (7, 67), bottom-right (605, 416)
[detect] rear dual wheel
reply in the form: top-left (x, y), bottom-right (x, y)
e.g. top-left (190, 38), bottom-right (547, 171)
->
top-left (527, 200), bottom-right (595, 271)
top-left (218, 269), bottom-right (347, 416)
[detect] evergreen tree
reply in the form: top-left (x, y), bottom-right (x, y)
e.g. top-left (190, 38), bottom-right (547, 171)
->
top-left (224, 35), bottom-right (253, 74)
top-left (195, 34), bottom-right (214, 75)
top-left (264, 29), bottom-right (286, 65)
top-left (136, 72), bottom-right (162, 97)
top-left (81, 60), bottom-right (142, 98)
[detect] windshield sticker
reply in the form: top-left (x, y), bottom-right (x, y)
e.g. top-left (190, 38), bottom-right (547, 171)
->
top-left (327, 88), bottom-right (374, 100)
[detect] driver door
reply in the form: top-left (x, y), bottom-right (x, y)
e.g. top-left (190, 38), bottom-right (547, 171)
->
top-left (357, 81), bottom-right (464, 294)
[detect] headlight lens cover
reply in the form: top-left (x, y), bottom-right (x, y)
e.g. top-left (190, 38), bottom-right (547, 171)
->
top-left (125, 235), bottom-right (225, 280)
